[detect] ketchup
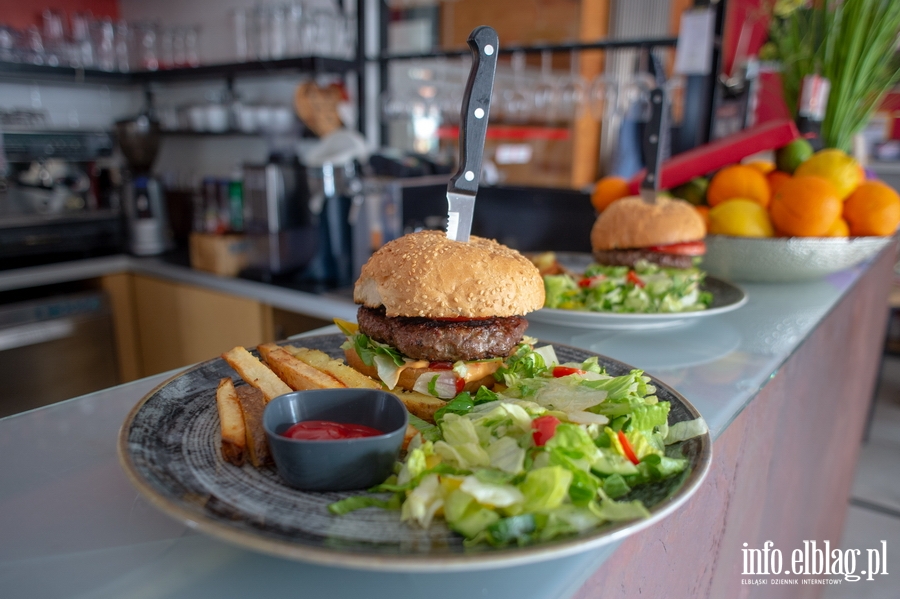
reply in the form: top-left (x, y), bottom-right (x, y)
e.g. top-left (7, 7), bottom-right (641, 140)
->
top-left (283, 420), bottom-right (383, 441)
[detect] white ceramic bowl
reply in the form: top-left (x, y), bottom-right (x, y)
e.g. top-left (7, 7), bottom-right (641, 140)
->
top-left (701, 234), bottom-right (897, 283)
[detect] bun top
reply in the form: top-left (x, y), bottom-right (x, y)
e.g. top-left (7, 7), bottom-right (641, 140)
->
top-left (354, 230), bottom-right (545, 318)
top-left (591, 196), bottom-right (706, 251)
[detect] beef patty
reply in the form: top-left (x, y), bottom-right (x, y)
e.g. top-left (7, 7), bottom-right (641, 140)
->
top-left (592, 249), bottom-right (695, 269)
top-left (356, 306), bottom-right (529, 362)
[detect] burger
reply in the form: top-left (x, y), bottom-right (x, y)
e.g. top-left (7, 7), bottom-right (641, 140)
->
top-left (341, 230), bottom-right (545, 399)
top-left (590, 196), bottom-right (706, 269)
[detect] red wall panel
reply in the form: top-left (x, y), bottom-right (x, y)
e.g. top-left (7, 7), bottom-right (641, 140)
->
top-left (0, 0), bottom-right (118, 30)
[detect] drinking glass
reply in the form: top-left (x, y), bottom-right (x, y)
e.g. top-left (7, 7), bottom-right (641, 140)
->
top-left (91, 18), bottom-right (116, 71)
top-left (231, 8), bottom-right (250, 62)
top-left (134, 22), bottom-right (159, 71)
top-left (114, 21), bottom-right (131, 72)
top-left (184, 26), bottom-right (200, 67)
top-left (70, 12), bottom-right (94, 68)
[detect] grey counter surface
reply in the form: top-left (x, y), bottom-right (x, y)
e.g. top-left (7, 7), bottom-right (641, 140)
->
top-left (0, 247), bottom-right (895, 599)
top-left (0, 254), bottom-right (359, 322)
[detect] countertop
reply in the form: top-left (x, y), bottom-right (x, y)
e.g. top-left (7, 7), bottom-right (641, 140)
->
top-left (0, 252), bottom-right (359, 322)
top-left (0, 244), bottom-right (897, 599)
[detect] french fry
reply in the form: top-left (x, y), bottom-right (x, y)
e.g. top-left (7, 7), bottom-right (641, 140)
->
top-left (215, 377), bottom-right (246, 466)
top-left (283, 346), bottom-right (382, 390)
top-left (222, 346), bottom-right (292, 403)
top-left (402, 424), bottom-right (418, 451)
top-left (258, 343), bottom-right (346, 391)
top-left (235, 385), bottom-right (271, 467)
top-left (392, 389), bottom-right (446, 424)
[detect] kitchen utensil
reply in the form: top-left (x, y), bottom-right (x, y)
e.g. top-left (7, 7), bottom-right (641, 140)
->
top-left (445, 26), bottom-right (499, 243)
top-left (627, 119), bottom-right (802, 194)
top-left (640, 87), bottom-right (668, 204)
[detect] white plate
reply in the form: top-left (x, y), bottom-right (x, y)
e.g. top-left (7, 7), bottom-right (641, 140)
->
top-left (528, 276), bottom-right (747, 330)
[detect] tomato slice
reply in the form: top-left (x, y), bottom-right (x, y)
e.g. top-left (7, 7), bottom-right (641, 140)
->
top-left (455, 377), bottom-right (466, 394)
top-left (617, 430), bottom-right (640, 465)
top-left (646, 240), bottom-right (706, 256)
top-left (552, 366), bottom-right (586, 377)
top-left (626, 270), bottom-right (645, 288)
top-left (429, 361), bottom-right (454, 370)
top-left (532, 415), bottom-right (561, 446)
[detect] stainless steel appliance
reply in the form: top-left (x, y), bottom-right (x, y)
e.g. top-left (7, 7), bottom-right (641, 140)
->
top-left (116, 114), bottom-right (173, 256)
top-left (0, 290), bottom-right (119, 418)
top-left (0, 130), bottom-right (124, 268)
top-left (242, 157), bottom-right (317, 276)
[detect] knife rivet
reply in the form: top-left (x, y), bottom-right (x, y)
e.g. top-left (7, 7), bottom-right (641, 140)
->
top-left (484, 45), bottom-right (495, 56)
top-left (647, 174), bottom-right (655, 182)
top-left (465, 171), bottom-right (475, 181)
top-left (650, 134), bottom-right (658, 143)
top-left (474, 108), bottom-right (485, 119)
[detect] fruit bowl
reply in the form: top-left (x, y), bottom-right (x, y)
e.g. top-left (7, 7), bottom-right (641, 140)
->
top-left (700, 234), bottom-right (897, 283)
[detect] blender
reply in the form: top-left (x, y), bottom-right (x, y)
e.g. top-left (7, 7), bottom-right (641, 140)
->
top-left (116, 107), bottom-right (172, 255)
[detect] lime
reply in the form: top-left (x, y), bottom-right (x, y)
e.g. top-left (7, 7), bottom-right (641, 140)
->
top-left (775, 139), bottom-right (814, 174)
top-left (671, 177), bottom-right (709, 206)
top-left (708, 199), bottom-right (775, 237)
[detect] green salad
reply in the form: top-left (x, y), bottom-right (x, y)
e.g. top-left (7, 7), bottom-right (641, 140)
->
top-left (329, 341), bottom-right (707, 547)
top-left (543, 260), bottom-right (713, 314)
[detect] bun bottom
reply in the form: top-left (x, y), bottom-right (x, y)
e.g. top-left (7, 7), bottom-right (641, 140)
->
top-left (344, 348), bottom-right (498, 393)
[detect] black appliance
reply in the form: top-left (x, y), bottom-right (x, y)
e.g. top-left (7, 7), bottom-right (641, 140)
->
top-left (0, 130), bottom-right (123, 269)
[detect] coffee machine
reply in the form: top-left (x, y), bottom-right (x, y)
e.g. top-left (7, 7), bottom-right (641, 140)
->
top-left (0, 125), bottom-right (123, 268)
top-left (116, 112), bottom-right (172, 255)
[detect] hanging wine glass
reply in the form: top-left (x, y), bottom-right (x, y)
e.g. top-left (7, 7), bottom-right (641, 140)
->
top-left (551, 49), bottom-right (588, 123)
top-left (530, 50), bottom-right (557, 124)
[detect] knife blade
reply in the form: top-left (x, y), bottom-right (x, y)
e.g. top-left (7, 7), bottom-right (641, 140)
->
top-left (446, 26), bottom-right (499, 243)
top-left (640, 87), bottom-right (668, 205)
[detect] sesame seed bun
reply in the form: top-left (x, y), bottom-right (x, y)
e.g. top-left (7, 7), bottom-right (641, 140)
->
top-left (590, 195), bottom-right (706, 251)
top-left (353, 230), bottom-right (545, 318)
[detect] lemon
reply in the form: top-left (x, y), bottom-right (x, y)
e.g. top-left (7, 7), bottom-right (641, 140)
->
top-left (794, 149), bottom-right (863, 199)
top-left (775, 139), bottom-right (814, 174)
top-left (708, 199), bottom-right (775, 237)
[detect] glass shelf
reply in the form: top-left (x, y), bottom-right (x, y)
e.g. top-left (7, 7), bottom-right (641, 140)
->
top-left (0, 56), bottom-right (357, 86)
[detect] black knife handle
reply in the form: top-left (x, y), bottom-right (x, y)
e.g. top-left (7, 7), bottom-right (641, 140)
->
top-left (642, 87), bottom-right (668, 191)
top-left (448, 26), bottom-right (499, 196)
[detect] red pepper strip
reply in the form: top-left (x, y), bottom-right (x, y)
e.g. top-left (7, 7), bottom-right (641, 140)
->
top-left (552, 366), bottom-right (587, 377)
top-left (532, 415), bottom-right (561, 447)
top-left (578, 275), bottom-right (604, 288)
top-left (618, 430), bottom-right (640, 465)
top-left (626, 270), bottom-right (645, 288)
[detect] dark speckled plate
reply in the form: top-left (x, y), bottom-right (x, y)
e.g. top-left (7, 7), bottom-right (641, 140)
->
top-left (118, 334), bottom-right (712, 572)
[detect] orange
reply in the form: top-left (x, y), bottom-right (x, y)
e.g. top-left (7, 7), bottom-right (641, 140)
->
top-left (794, 149), bottom-right (864, 199)
top-left (767, 171), bottom-right (792, 196)
top-left (769, 175), bottom-right (843, 237)
top-left (842, 181), bottom-right (900, 236)
top-left (707, 164), bottom-right (771, 208)
top-left (745, 160), bottom-right (776, 175)
top-left (591, 176), bottom-right (631, 212)
top-left (823, 217), bottom-right (850, 237)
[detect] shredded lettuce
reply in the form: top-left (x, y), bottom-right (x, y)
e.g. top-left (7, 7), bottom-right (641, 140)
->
top-left (328, 340), bottom-right (703, 548)
top-left (543, 260), bottom-right (712, 314)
